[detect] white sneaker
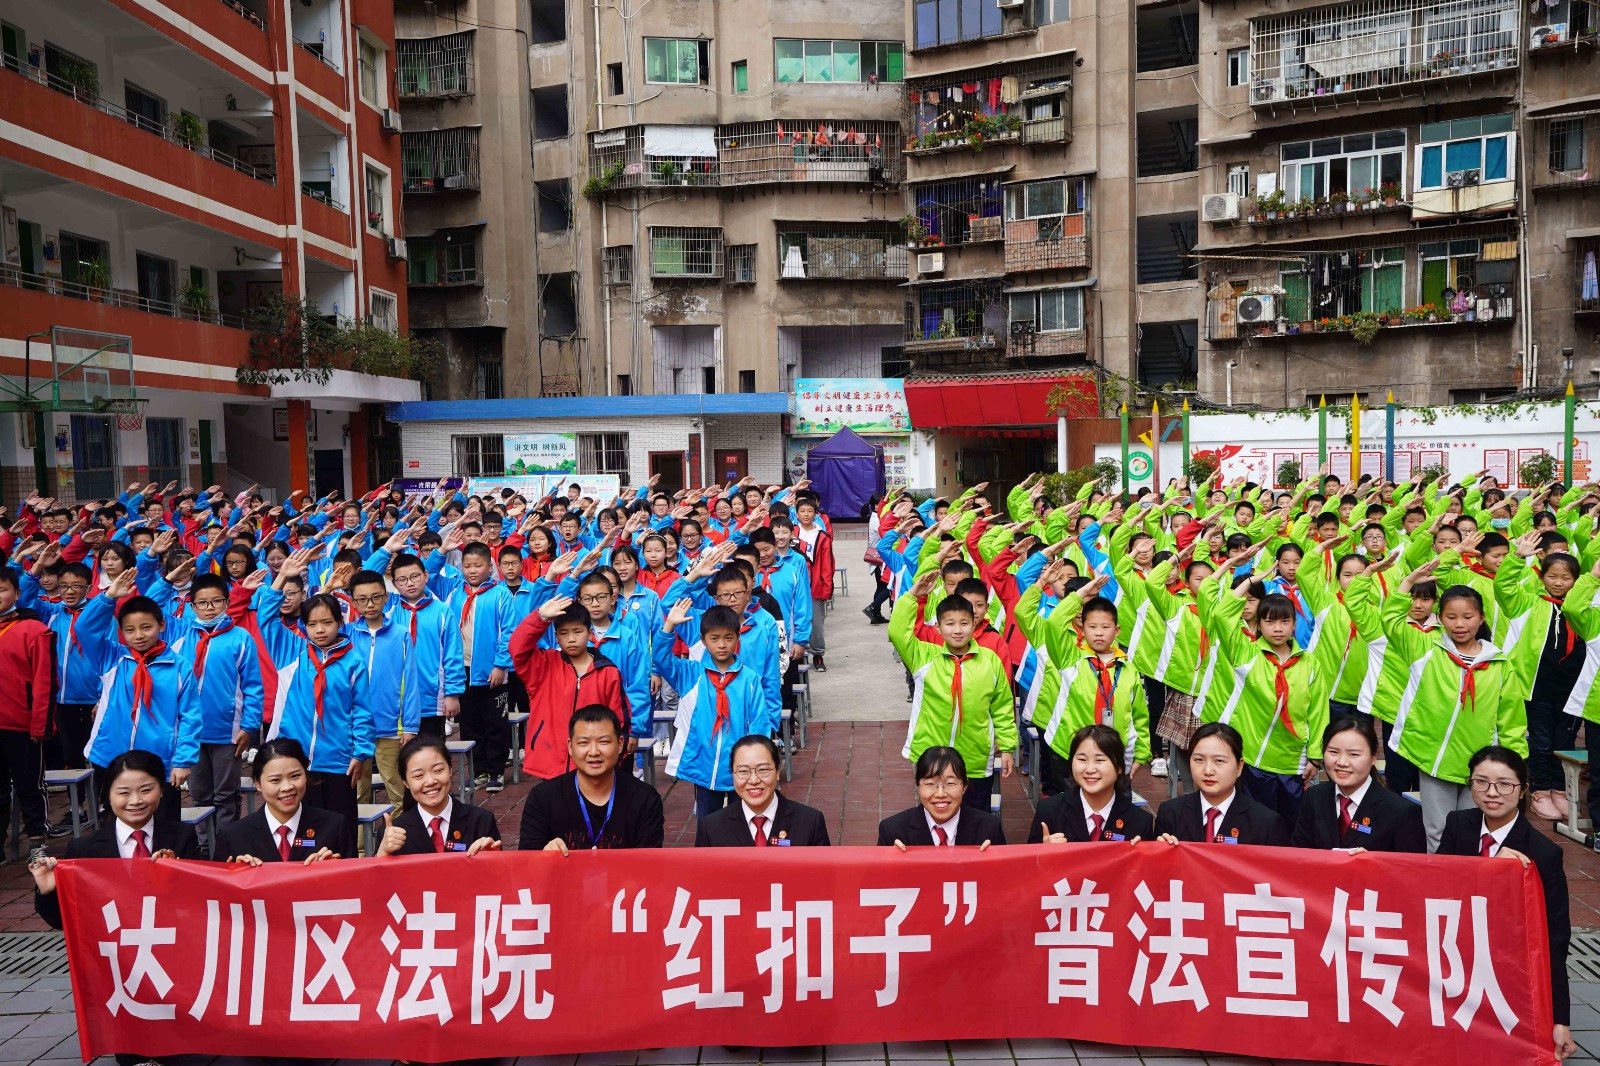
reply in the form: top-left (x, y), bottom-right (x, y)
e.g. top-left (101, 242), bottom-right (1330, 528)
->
top-left (1150, 758), bottom-right (1169, 778)
top-left (653, 738), bottom-right (670, 758)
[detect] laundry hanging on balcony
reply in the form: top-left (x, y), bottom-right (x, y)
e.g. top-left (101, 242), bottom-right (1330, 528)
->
top-left (642, 125), bottom-right (717, 157)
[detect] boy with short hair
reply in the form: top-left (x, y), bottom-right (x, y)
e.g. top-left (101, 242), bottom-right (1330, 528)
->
top-left (509, 596), bottom-right (628, 781)
top-left (0, 566), bottom-right (61, 854)
top-left (436, 541), bottom-right (511, 791)
top-left (793, 497), bottom-right (835, 671)
top-left (387, 552), bottom-right (465, 737)
top-left (346, 569), bottom-right (419, 802)
top-left (656, 601), bottom-right (776, 814)
top-left (888, 585), bottom-right (1017, 811)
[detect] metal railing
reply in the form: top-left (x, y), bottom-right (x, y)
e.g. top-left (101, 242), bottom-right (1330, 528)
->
top-left (1530, 110), bottom-right (1600, 191)
top-left (2, 57), bottom-right (274, 184)
top-left (0, 264), bottom-right (255, 330)
top-left (300, 184), bottom-right (347, 211)
top-left (294, 36), bottom-right (342, 72)
top-left (218, 0), bottom-right (267, 30)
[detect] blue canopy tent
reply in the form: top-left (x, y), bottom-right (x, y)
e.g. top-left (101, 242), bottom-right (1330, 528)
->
top-left (805, 427), bottom-right (885, 519)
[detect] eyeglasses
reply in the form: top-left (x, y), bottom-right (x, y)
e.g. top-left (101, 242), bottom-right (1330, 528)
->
top-left (1468, 777), bottom-right (1520, 796)
top-left (57, 583), bottom-right (89, 593)
top-left (714, 591), bottom-right (745, 602)
top-left (917, 777), bottom-right (965, 794)
top-left (579, 594), bottom-right (613, 606)
top-left (352, 594), bottom-right (388, 607)
top-left (732, 765), bottom-right (776, 782)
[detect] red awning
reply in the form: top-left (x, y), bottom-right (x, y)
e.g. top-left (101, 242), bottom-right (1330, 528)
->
top-left (903, 374), bottom-right (1098, 429)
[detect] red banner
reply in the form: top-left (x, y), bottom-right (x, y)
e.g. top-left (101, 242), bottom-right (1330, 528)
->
top-left (58, 845), bottom-right (1556, 1065)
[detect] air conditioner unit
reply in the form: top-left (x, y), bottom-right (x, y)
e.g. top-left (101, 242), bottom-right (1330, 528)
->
top-left (997, 0), bottom-right (1026, 8)
top-left (381, 108), bottom-right (403, 133)
top-left (387, 237), bottom-right (407, 260)
top-left (916, 252), bottom-right (944, 274)
top-left (1447, 169), bottom-right (1482, 188)
top-left (1201, 192), bottom-right (1241, 223)
top-left (1236, 293), bottom-right (1276, 324)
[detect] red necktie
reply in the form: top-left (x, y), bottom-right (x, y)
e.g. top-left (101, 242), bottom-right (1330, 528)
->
top-left (934, 824), bottom-right (949, 845)
top-left (1479, 832), bottom-right (1494, 857)
top-left (431, 817), bottom-right (446, 853)
top-left (1089, 813), bottom-right (1104, 841)
top-left (948, 652), bottom-right (976, 730)
top-left (708, 669), bottom-right (740, 736)
top-left (130, 828), bottom-right (151, 859)
top-left (1338, 795), bottom-right (1352, 835)
top-left (1265, 650), bottom-right (1305, 738)
top-left (1205, 806), bottom-right (1221, 843)
top-left (129, 642), bottom-right (168, 726)
top-left (277, 825), bottom-right (292, 862)
top-left (752, 815), bottom-right (769, 846)
top-left (309, 642), bottom-right (353, 730)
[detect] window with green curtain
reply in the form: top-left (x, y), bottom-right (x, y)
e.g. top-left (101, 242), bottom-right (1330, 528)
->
top-left (677, 40), bottom-right (699, 83)
top-left (732, 60), bottom-right (747, 93)
top-left (645, 38), bottom-right (668, 82)
top-left (885, 43), bottom-right (904, 80)
top-left (1420, 256), bottom-right (1448, 307)
top-left (399, 53), bottom-right (428, 95)
top-left (804, 40), bottom-right (833, 81)
top-left (1280, 270), bottom-right (1309, 321)
top-left (833, 41), bottom-right (861, 81)
top-left (408, 239), bottom-right (438, 284)
top-left (774, 40), bottom-right (803, 82)
top-left (1361, 248), bottom-right (1403, 312)
top-left (653, 236), bottom-right (685, 275)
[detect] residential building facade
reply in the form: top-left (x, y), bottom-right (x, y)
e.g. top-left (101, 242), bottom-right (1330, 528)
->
top-left (0, 0), bottom-right (420, 501)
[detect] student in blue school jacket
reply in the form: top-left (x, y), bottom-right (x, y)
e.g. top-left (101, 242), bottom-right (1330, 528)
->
top-left (34, 562), bottom-right (119, 767)
top-left (660, 561), bottom-right (783, 739)
top-left (383, 552), bottom-right (465, 737)
top-left (655, 601), bottom-right (778, 817)
top-left (344, 569), bottom-right (421, 804)
top-left (266, 592), bottom-right (373, 829)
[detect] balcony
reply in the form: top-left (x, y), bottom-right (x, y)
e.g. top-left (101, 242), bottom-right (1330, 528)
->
top-left (906, 60), bottom-right (1072, 156)
top-left (1203, 228), bottom-right (1517, 342)
top-left (904, 280), bottom-right (1007, 357)
top-left (1527, 0), bottom-right (1599, 54)
top-left (402, 129), bottom-right (481, 193)
top-left (1578, 239), bottom-right (1600, 316)
top-left (1531, 110), bottom-right (1600, 193)
top-left (776, 224), bottom-right (909, 281)
top-left (907, 176), bottom-right (1006, 251)
top-left (1248, 0), bottom-right (1518, 112)
top-left (1003, 177), bottom-right (1091, 273)
top-left (396, 33), bottom-right (476, 99)
top-left (648, 227), bottom-right (724, 280)
top-left (586, 121), bottom-right (902, 193)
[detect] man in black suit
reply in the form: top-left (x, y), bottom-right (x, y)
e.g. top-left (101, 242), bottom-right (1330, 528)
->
top-left (877, 746), bottom-right (1005, 848)
top-left (1293, 777), bottom-right (1426, 852)
top-left (32, 818), bottom-right (203, 928)
top-left (696, 736), bottom-right (830, 847)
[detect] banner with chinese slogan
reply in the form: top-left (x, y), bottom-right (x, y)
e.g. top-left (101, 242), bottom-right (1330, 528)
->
top-left (794, 378), bottom-right (912, 436)
top-left (58, 845), bottom-right (1555, 1065)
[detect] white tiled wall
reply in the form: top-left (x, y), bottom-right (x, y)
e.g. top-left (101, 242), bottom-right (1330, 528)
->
top-left (399, 414), bottom-right (786, 485)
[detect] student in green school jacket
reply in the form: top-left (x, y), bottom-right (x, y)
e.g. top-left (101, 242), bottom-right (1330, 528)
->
top-left (1037, 572), bottom-right (1151, 771)
top-left (889, 584), bottom-right (1017, 813)
top-left (1384, 557), bottom-right (1526, 851)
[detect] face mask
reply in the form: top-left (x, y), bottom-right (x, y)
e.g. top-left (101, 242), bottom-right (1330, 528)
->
top-left (1491, 518), bottom-right (1510, 529)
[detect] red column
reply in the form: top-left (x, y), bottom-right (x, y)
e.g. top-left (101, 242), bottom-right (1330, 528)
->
top-left (287, 400), bottom-right (311, 498)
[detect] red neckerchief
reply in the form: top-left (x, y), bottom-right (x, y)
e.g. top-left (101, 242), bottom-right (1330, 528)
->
top-left (947, 649), bottom-right (977, 729)
top-left (308, 641), bottom-right (353, 730)
top-left (399, 596), bottom-right (430, 640)
top-left (1280, 582), bottom-right (1306, 616)
top-left (1185, 602), bottom-right (1209, 662)
top-left (192, 618), bottom-right (232, 676)
top-left (280, 613), bottom-right (306, 638)
top-left (1541, 595), bottom-right (1576, 659)
top-left (758, 566), bottom-right (778, 592)
top-left (1264, 649), bottom-right (1304, 738)
top-left (459, 582), bottom-right (493, 630)
top-left (129, 642), bottom-right (168, 726)
top-left (1444, 648), bottom-right (1493, 714)
top-left (707, 667), bottom-right (740, 735)
top-left (1088, 655), bottom-right (1121, 726)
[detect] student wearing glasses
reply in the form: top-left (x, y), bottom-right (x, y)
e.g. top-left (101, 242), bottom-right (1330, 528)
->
top-left (695, 735), bottom-right (830, 847)
top-left (1435, 745), bottom-right (1574, 1062)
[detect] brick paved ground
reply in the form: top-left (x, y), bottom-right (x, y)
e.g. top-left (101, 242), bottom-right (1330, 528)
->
top-left (5, 567), bottom-right (1600, 1063)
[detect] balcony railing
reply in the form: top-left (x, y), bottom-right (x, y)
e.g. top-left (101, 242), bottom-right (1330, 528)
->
top-left (776, 226), bottom-right (909, 281)
top-left (1530, 110), bottom-right (1600, 191)
top-left (396, 33), bottom-right (476, 98)
top-left (906, 60), bottom-right (1073, 155)
top-left (587, 121), bottom-right (902, 192)
top-left (295, 36), bottom-right (342, 72)
top-left (402, 129), bottom-right (483, 193)
top-left (1249, 0), bottom-right (1518, 109)
top-left (904, 281), bottom-right (1006, 352)
top-left (0, 264), bottom-right (254, 329)
top-left (1003, 214), bottom-right (1091, 272)
top-left (301, 184), bottom-right (347, 211)
top-left (218, 0), bottom-right (267, 30)
top-left (1203, 229), bottom-right (1517, 342)
top-left (3, 57), bottom-right (274, 183)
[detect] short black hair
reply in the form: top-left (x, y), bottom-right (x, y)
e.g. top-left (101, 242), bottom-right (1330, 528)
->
top-left (398, 734), bottom-right (452, 777)
top-left (701, 605), bottom-right (740, 635)
top-left (253, 736), bottom-right (309, 777)
top-left (1080, 595), bottom-right (1118, 624)
top-left (1322, 713), bottom-right (1379, 755)
top-left (1190, 721), bottom-right (1244, 761)
top-left (710, 567), bottom-right (750, 596)
top-left (0, 566), bottom-right (17, 591)
top-left (552, 602), bottom-right (593, 631)
top-left (940, 559), bottom-right (975, 581)
top-left (934, 594), bottom-right (974, 620)
top-left (390, 552), bottom-right (425, 576)
top-left (730, 734), bottom-right (780, 771)
top-left (747, 528), bottom-right (776, 547)
top-left (461, 542), bottom-right (493, 563)
top-left (569, 704), bottom-right (622, 737)
top-left (914, 745), bottom-right (968, 783)
top-left (100, 749), bottom-right (169, 806)
top-left (116, 596), bottom-right (164, 625)
top-left (952, 577), bottom-right (988, 600)
top-left (191, 573), bottom-right (230, 599)
top-left (348, 569), bottom-right (387, 595)
top-left (1478, 532), bottom-right (1509, 553)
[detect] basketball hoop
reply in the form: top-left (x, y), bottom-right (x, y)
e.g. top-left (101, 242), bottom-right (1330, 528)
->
top-left (103, 398), bottom-right (149, 432)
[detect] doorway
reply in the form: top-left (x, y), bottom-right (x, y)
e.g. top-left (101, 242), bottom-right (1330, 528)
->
top-left (314, 448), bottom-right (346, 499)
top-left (69, 415), bottom-right (117, 502)
top-left (145, 418), bottom-right (184, 488)
top-left (713, 448), bottom-right (748, 485)
top-left (647, 451), bottom-right (685, 498)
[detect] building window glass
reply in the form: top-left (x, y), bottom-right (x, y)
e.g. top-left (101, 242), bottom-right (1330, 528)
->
top-left (1004, 176), bottom-right (1089, 220)
top-left (452, 434), bottom-right (503, 477)
top-left (913, 0), bottom-right (1005, 50)
top-left (1280, 129), bottom-right (1406, 203)
top-left (1227, 163), bottom-right (1250, 197)
top-left (645, 38), bottom-right (707, 85)
top-left (369, 290), bottom-right (397, 334)
top-left (732, 60), bottom-right (748, 93)
top-left (358, 38), bottom-right (381, 104)
top-left (578, 433), bottom-right (629, 479)
top-left (774, 40), bottom-right (902, 82)
top-left (604, 245), bottom-right (633, 285)
top-left (1034, 0), bottom-right (1069, 25)
top-left (1226, 47), bottom-right (1249, 86)
top-left (1415, 115), bottom-right (1514, 190)
top-left (364, 166), bottom-right (388, 232)
top-left (1008, 288), bottom-right (1084, 332)
top-left (728, 244), bottom-right (756, 283)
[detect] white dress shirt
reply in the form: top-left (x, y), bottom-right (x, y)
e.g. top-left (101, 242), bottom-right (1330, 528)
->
top-left (421, 798), bottom-right (455, 848)
top-left (266, 807), bottom-right (304, 852)
top-left (1201, 791), bottom-right (1235, 839)
top-left (116, 819), bottom-right (155, 859)
top-left (1081, 793), bottom-right (1115, 837)
top-left (1336, 775), bottom-right (1374, 818)
top-left (925, 807), bottom-right (961, 845)
top-left (742, 797), bottom-right (780, 842)
top-left (1480, 814), bottom-right (1518, 856)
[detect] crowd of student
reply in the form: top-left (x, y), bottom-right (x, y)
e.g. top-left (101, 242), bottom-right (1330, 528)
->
top-left (1, 466), bottom-right (1588, 1061)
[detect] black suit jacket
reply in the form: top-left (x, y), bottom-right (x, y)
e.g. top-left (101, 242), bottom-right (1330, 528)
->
top-left (35, 818), bottom-right (203, 928)
top-left (695, 795), bottom-right (831, 847)
top-left (1437, 809), bottom-right (1570, 1025)
top-left (877, 805), bottom-right (1006, 847)
top-left (391, 802), bottom-right (501, 855)
top-left (1152, 790), bottom-right (1291, 847)
top-left (1291, 780), bottom-right (1426, 853)
top-left (1028, 789), bottom-right (1155, 843)
top-left (214, 805), bottom-right (356, 865)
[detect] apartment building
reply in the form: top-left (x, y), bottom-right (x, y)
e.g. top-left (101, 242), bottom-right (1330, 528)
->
top-left (0, 0), bottom-right (420, 502)
top-left (1194, 0), bottom-right (1600, 408)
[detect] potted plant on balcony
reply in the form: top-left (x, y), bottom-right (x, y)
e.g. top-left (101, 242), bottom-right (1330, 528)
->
top-left (653, 160), bottom-right (684, 185)
top-left (1257, 189), bottom-right (1286, 220)
top-left (180, 282), bottom-right (213, 321)
top-left (1328, 190), bottom-right (1350, 213)
top-left (1379, 181), bottom-right (1401, 206)
top-left (60, 60), bottom-right (98, 102)
top-left (78, 257), bottom-right (111, 296)
top-left (169, 112), bottom-right (206, 150)
top-left (367, 210), bottom-right (384, 231)
top-left (901, 213), bottom-right (929, 246)
top-left (1350, 311), bottom-right (1382, 345)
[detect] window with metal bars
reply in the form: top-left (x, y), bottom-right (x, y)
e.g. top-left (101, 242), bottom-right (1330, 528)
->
top-left (775, 224), bottom-right (908, 280)
top-left (604, 246), bottom-right (633, 285)
top-left (396, 32), bottom-right (474, 98)
top-left (369, 290), bottom-right (398, 334)
top-left (649, 227), bottom-right (723, 278)
top-left (578, 433), bottom-right (629, 480)
top-left (401, 128), bottom-right (481, 193)
top-left (728, 244), bottom-right (757, 283)
top-left (453, 434), bottom-right (503, 477)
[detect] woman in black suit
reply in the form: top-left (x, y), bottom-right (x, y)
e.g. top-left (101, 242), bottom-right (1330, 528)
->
top-left (376, 735), bottom-right (502, 856)
top-left (1154, 722), bottom-right (1291, 846)
top-left (1029, 724), bottom-right (1154, 843)
top-left (29, 750), bottom-right (202, 1066)
top-left (878, 746), bottom-right (1005, 849)
top-left (1436, 746), bottom-right (1575, 1062)
top-left (216, 738), bottom-right (355, 864)
top-left (1292, 715), bottom-right (1425, 852)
